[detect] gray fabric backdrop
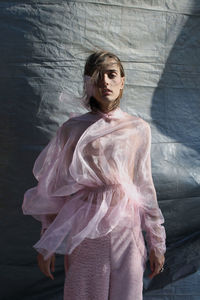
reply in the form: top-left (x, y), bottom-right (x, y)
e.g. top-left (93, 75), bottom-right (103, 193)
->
top-left (0, 1), bottom-right (200, 299)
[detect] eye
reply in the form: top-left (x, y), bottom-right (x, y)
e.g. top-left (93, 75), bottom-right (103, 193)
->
top-left (109, 72), bottom-right (117, 79)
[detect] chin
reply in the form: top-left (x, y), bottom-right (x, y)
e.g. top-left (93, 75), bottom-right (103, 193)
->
top-left (94, 94), bottom-right (117, 104)
top-left (106, 98), bottom-right (116, 102)
top-left (102, 95), bottom-right (117, 102)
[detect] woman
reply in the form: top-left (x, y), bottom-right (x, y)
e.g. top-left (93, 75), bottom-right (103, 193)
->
top-left (23, 50), bottom-right (166, 300)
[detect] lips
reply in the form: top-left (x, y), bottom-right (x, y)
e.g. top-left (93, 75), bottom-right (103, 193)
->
top-left (102, 88), bottom-right (112, 95)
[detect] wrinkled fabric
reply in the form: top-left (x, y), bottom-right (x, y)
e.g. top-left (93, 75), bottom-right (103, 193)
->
top-left (22, 107), bottom-right (166, 261)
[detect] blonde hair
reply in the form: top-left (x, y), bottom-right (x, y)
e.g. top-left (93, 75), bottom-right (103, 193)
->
top-left (83, 50), bottom-right (125, 111)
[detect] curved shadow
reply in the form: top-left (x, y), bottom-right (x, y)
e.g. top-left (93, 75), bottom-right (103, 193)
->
top-left (147, 1), bottom-right (200, 290)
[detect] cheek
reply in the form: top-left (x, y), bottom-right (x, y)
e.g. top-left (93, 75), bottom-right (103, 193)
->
top-left (93, 87), bottom-right (100, 96)
top-left (111, 78), bottom-right (123, 87)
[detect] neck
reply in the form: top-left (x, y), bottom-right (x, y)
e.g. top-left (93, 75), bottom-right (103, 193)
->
top-left (99, 100), bottom-right (120, 113)
top-left (90, 96), bottom-right (120, 113)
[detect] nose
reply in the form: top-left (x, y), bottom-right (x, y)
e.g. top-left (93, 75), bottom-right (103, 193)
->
top-left (100, 73), bottom-right (109, 86)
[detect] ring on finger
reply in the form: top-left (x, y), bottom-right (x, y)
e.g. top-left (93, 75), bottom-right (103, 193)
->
top-left (159, 267), bottom-right (164, 273)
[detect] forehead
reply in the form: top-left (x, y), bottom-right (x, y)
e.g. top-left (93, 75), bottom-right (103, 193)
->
top-left (100, 58), bottom-right (120, 72)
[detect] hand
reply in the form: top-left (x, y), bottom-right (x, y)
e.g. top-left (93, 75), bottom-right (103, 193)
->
top-left (37, 253), bottom-right (55, 280)
top-left (149, 249), bottom-right (165, 279)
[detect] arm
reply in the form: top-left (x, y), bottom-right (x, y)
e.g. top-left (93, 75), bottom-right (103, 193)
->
top-left (37, 217), bottom-right (57, 280)
top-left (23, 124), bottom-right (67, 232)
top-left (135, 121), bottom-right (166, 277)
top-left (23, 121), bottom-right (73, 274)
top-left (40, 214), bottom-right (57, 236)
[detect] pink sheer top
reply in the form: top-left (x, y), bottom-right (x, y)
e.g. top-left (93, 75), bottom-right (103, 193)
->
top-left (22, 107), bottom-right (166, 260)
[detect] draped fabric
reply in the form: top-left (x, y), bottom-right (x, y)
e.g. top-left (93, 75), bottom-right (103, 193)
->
top-left (22, 107), bottom-right (166, 261)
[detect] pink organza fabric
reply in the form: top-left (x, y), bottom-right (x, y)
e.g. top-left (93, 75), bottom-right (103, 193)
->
top-left (22, 107), bottom-right (166, 261)
top-left (63, 221), bottom-right (144, 300)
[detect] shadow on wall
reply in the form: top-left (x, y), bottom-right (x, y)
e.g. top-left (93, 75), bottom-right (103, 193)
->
top-left (151, 7), bottom-right (200, 149)
top-left (145, 1), bottom-right (200, 291)
top-left (151, 3), bottom-right (200, 201)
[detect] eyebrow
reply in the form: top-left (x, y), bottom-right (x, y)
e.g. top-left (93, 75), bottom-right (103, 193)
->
top-left (105, 69), bottom-right (118, 73)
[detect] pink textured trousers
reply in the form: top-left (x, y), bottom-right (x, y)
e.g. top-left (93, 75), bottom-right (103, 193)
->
top-left (63, 223), bottom-right (145, 300)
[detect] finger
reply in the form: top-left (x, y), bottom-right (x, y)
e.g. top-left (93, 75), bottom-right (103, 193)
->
top-left (149, 258), bottom-right (155, 272)
top-left (37, 254), bottom-right (55, 280)
top-left (154, 264), bottom-right (161, 276)
top-left (37, 255), bottom-right (45, 274)
top-left (149, 272), bottom-right (154, 279)
top-left (39, 257), bottom-right (48, 275)
top-left (149, 265), bottom-right (163, 279)
top-left (149, 259), bottom-right (162, 278)
top-left (149, 264), bottom-right (160, 279)
top-left (149, 269), bottom-right (158, 279)
top-left (40, 257), bottom-right (54, 280)
top-left (149, 263), bottom-right (156, 279)
top-left (39, 258), bottom-right (48, 276)
top-left (65, 255), bottom-right (69, 272)
top-left (44, 259), bottom-right (54, 280)
top-left (51, 255), bottom-right (55, 273)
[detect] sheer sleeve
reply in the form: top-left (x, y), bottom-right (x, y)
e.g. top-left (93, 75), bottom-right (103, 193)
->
top-left (135, 121), bottom-right (166, 257)
top-left (22, 123), bottom-right (68, 234)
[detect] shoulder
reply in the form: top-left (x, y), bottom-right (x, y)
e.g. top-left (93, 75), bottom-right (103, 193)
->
top-left (137, 118), bottom-right (151, 131)
top-left (61, 112), bottom-right (92, 129)
top-left (58, 112), bottom-right (94, 140)
top-left (135, 118), bottom-right (151, 139)
top-left (123, 111), bottom-right (151, 131)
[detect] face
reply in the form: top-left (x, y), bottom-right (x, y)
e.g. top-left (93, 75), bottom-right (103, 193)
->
top-left (92, 59), bottom-right (125, 105)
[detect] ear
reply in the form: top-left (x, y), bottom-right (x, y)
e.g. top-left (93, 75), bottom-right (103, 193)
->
top-left (120, 77), bottom-right (125, 89)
